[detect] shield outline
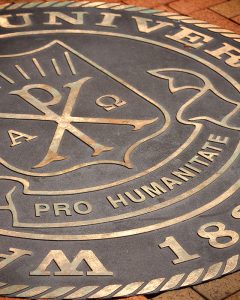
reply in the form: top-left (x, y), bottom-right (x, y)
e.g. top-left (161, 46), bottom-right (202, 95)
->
top-left (0, 40), bottom-right (170, 176)
top-left (0, 30), bottom-right (238, 196)
top-left (0, 29), bottom-right (238, 240)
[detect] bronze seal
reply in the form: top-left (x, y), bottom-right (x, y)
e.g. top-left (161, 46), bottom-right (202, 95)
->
top-left (0, 2), bottom-right (239, 299)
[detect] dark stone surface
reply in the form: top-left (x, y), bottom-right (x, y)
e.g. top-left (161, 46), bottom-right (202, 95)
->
top-left (0, 3), bottom-right (239, 299)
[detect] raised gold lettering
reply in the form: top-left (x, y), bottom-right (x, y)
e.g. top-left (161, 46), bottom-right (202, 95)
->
top-left (198, 150), bottom-right (219, 162)
top-left (166, 26), bottom-right (213, 48)
top-left (208, 134), bottom-right (229, 144)
top-left (125, 189), bottom-right (146, 203)
top-left (205, 43), bottom-right (240, 67)
top-left (8, 129), bottom-right (37, 147)
top-left (172, 167), bottom-right (196, 182)
top-left (96, 94), bottom-right (126, 111)
top-left (96, 12), bottom-right (121, 27)
top-left (188, 155), bottom-right (209, 166)
top-left (0, 248), bottom-right (32, 270)
top-left (141, 182), bottom-right (167, 197)
top-left (107, 194), bottom-right (129, 209)
top-left (161, 176), bottom-right (182, 190)
top-left (73, 201), bottom-right (92, 215)
top-left (202, 141), bottom-right (223, 152)
top-left (132, 16), bottom-right (173, 33)
top-left (198, 222), bottom-right (239, 249)
top-left (30, 250), bottom-right (113, 276)
top-left (53, 203), bottom-right (71, 216)
top-left (35, 204), bottom-right (50, 217)
top-left (44, 11), bottom-right (88, 25)
top-left (159, 236), bottom-right (200, 264)
top-left (0, 13), bottom-right (32, 28)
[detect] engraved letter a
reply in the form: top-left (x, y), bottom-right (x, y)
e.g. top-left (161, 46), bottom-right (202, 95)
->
top-left (30, 250), bottom-right (113, 276)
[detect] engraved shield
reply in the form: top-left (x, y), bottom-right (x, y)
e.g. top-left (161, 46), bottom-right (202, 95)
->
top-left (0, 41), bottom-right (167, 189)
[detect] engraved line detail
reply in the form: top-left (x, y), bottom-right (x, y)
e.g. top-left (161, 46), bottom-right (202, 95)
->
top-left (15, 65), bottom-right (30, 80)
top-left (0, 255), bottom-right (238, 299)
top-left (51, 58), bottom-right (61, 75)
top-left (32, 58), bottom-right (46, 77)
top-left (0, 71), bottom-right (14, 84)
top-left (64, 51), bottom-right (76, 75)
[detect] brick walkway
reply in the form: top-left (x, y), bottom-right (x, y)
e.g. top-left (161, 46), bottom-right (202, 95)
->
top-left (0, 0), bottom-right (239, 300)
top-left (122, 0), bottom-right (240, 34)
top-left (122, 272), bottom-right (240, 299)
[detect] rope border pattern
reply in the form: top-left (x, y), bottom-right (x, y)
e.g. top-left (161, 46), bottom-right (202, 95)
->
top-left (0, 254), bottom-right (238, 298)
top-left (0, 0), bottom-right (239, 42)
top-left (0, 1), bottom-right (239, 298)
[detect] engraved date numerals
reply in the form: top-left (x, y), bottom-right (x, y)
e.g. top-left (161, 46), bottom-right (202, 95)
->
top-left (159, 236), bottom-right (200, 264)
top-left (198, 222), bottom-right (239, 249)
top-left (159, 204), bottom-right (240, 265)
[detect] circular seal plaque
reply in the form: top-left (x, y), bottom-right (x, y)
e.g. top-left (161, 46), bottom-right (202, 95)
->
top-left (0, 2), bottom-right (239, 299)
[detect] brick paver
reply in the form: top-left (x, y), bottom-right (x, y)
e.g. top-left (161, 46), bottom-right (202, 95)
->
top-left (210, 0), bottom-right (240, 18)
top-left (168, 0), bottom-right (226, 14)
top-left (193, 272), bottom-right (240, 300)
top-left (225, 291), bottom-right (240, 300)
top-left (0, 0), bottom-right (239, 300)
top-left (232, 14), bottom-right (240, 23)
top-left (122, 0), bottom-right (177, 12)
top-left (191, 8), bottom-right (240, 33)
top-left (151, 288), bottom-right (205, 299)
top-left (121, 297), bottom-right (148, 300)
top-left (123, 0), bottom-right (174, 6)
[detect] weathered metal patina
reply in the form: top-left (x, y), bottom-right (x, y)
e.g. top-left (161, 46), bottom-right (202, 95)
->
top-left (0, 2), bottom-right (239, 299)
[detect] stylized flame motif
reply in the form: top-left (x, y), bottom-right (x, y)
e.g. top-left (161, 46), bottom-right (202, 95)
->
top-left (148, 68), bottom-right (240, 131)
